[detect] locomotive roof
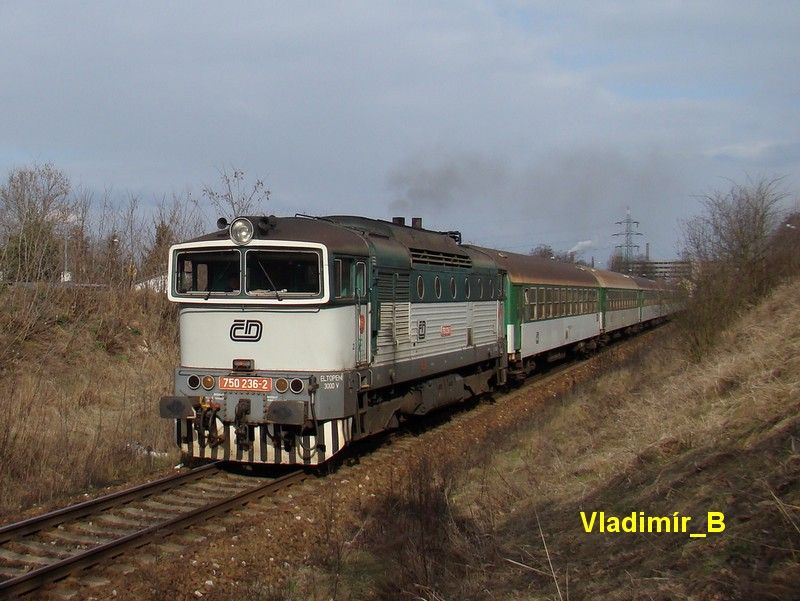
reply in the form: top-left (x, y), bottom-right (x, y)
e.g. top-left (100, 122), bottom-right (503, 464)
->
top-left (185, 216), bottom-right (371, 256)
top-left (323, 215), bottom-right (496, 268)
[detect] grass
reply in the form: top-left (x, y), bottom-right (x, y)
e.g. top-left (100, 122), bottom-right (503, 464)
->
top-left (0, 286), bottom-right (179, 515)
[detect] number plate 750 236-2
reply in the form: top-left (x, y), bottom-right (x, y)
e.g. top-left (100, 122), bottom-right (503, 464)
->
top-left (218, 376), bottom-right (273, 392)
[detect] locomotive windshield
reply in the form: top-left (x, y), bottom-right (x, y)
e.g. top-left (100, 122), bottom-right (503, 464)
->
top-left (173, 247), bottom-right (322, 299)
top-left (245, 249), bottom-right (321, 296)
top-left (176, 250), bottom-right (241, 296)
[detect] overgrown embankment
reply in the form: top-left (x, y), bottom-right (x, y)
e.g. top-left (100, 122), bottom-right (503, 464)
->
top-left (0, 286), bottom-right (178, 515)
top-left (303, 278), bottom-right (800, 600)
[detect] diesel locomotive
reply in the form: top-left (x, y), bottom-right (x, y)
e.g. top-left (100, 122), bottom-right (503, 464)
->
top-left (159, 214), bottom-right (674, 465)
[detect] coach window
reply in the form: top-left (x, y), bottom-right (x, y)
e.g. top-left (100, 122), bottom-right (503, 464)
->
top-left (449, 276), bottom-right (456, 299)
top-left (417, 275), bottom-right (425, 300)
top-left (464, 277), bottom-right (471, 299)
top-left (477, 278), bottom-right (483, 299)
top-left (524, 288), bottom-right (530, 320)
top-left (489, 277), bottom-right (495, 299)
top-left (434, 275), bottom-right (442, 299)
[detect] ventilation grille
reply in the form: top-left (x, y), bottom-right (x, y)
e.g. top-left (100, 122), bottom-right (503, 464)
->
top-left (410, 248), bottom-right (472, 268)
top-left (376, 271), bottom-right (410, 346)
top-left (377, 271), bottom-right (410, 303)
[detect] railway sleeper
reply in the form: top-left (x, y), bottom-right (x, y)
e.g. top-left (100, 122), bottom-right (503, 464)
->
top-left (12, 539), bottom-right (72, 559)
top-left (0, 546), bottom-right (55, 566)
top-left (42, 529), bottom-right (115, 546)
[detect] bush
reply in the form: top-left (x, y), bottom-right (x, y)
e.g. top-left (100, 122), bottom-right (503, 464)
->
top-left (678, 176), bottom-right (792, 358)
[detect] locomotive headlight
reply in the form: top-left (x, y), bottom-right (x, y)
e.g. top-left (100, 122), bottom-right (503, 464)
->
top-left (201, 375), bottom-right (215, 390)
top-left (275, 378), bottom-right (289, 393)
top-left (230, 217), bottom-right (254, 245)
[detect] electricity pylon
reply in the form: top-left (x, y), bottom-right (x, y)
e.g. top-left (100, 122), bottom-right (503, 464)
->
top-left (613, 208), bottom-right (643, 271)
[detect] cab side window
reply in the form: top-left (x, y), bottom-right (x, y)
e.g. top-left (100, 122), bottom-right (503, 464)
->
top-left (334, 258), bottom-right (353, 298)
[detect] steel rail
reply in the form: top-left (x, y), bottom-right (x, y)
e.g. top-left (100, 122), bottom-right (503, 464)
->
top-left (0, 469), bottom-right (307, 599)
top-left (0, 462), bottom-right (221, 545)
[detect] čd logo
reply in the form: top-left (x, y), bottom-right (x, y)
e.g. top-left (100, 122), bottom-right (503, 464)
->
top-left (230, 319), bottom-right (263, 342)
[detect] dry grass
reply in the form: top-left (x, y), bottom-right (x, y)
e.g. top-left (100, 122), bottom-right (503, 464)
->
top-left (0, 286), bottom-right (179, 514)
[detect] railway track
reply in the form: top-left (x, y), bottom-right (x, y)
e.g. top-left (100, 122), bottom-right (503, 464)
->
top-left (0, 463), bottom-right (307, 599)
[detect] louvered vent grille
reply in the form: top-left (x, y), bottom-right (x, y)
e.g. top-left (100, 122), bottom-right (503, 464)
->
top-left (409, 248), bottom-right (472, 268)
top-left (376, 271), bottom-right (410, 347)
top-left (377, 271), bottom-right (410, 302)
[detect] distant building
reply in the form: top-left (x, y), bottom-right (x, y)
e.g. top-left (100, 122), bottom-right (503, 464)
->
top-left (628, 260), bottom-right (691, 282)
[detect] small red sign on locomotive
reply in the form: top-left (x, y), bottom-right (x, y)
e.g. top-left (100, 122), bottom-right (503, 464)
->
top-left (440, 324), bottom-right (453, 337)
top-left (219, 376), bottom-right (273, 392)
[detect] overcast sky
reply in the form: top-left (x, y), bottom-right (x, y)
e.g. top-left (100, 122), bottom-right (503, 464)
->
top-left (1, 2), bottom-right (798, 260)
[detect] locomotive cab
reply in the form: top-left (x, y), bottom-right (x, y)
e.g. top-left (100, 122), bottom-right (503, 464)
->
top-left (160, 216), bottom-right (371, 465)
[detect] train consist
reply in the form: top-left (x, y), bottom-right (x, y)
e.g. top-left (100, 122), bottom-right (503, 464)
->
top-left (159, 215), bottom-right (676, 465)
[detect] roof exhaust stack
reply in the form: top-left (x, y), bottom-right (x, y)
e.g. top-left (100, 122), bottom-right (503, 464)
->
top-left (411, 217), bottom-right (423, 229)
top-left (392, 216), bottom-right (406, 226)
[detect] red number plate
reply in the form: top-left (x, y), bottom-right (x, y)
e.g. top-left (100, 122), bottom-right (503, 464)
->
top-left (218, 376), bottom-right (273, 392)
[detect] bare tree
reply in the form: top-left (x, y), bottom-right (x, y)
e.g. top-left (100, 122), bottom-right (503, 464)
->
top-left (678, 176), bottom-right (787, 358)
top-left (682, 176), bottom-right (785, 299)
top-left (202, 167), bottom-right (270, 219)
top-left (0, 164), bottom-right (79, 282)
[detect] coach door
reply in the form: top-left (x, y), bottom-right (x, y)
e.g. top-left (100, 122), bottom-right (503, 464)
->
top-left (355, 261), bottom-right (369, 366)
